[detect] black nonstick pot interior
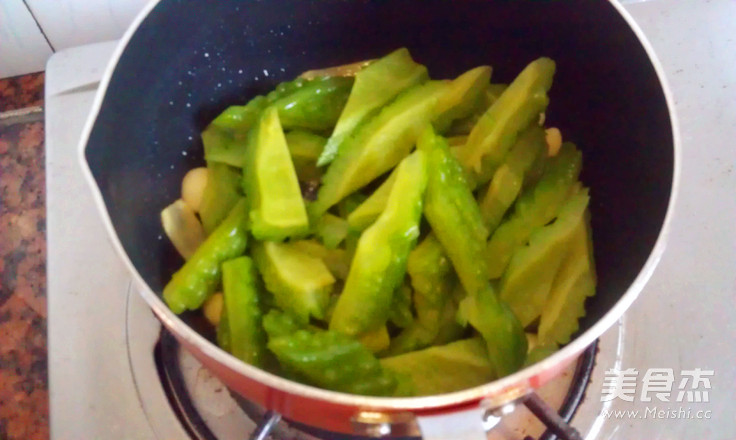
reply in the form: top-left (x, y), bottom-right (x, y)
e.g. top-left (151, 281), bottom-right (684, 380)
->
top-left (85, 0), bottom-right (673, 343)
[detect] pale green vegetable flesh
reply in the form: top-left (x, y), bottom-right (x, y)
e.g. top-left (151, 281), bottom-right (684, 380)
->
top-left (387, 234), bottom-right (455, 355)
top-left (290, 239), bottom-right (350, 280)
top-left (381, 338), bottom-right (494, 396)
top-left (486, 142), bottom-right (582, 278)
top-left (458, 58), bottom-right (555, 173)
top-left (316, 213), bottom-right (349, 249)
top-left (318, 48), bottom-right (429, 166)
top-left (162, 49), bottom-right (598, 398)
top-left (538, 210), bottom-right (596, 345)
top-left (243, 107), bottom-right (309, 241)
top-left (346, 168), bottom-right (398, 231)
top-left (500, 189), bottom-right (590, 327)
top-left (253, 241), bottom-right (335, 322)
top-left (480, 126), bottom-right (547, 232)
top-left (433, 65), bottom-right (492, 132)
top-left (311, 81), bottom-right (447, 218)
top-left (201, 126), bottom-right (250, 168)
top-left (285, 130), bottom-right (326, 183)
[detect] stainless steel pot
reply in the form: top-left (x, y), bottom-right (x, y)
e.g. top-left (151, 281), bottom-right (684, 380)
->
top-left (80, 0), bottom-right (678, 437)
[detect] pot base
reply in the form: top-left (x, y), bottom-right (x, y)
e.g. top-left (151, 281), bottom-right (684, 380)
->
top-left (156, 330), bottom-right (597, 439)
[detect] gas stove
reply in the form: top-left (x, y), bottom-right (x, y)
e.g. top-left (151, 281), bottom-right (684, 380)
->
top-left (46, 1), bottom-right (736, 438)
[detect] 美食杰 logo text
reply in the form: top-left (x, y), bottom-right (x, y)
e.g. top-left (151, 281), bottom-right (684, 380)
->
top-left (599, 367), bottom-right (714, 420)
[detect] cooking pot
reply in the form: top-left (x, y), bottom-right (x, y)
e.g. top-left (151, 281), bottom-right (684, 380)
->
top-left (80, 0), bottom-right (678, 437)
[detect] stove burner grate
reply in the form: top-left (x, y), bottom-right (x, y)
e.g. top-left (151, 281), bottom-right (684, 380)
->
top-left (156, 330), bottom-right (596, 440)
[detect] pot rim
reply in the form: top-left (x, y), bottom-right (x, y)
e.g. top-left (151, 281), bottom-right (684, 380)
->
top-left (77, 0), bottom-right (681, 411)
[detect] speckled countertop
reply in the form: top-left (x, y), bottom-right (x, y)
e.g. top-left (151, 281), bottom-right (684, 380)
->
top-left (0, 72), bottom-right (50, 439)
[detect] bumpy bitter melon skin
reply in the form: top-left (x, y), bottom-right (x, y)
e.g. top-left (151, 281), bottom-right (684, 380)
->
top-left (417, 126), bottom-right (489, 297)
top-left (164, 199), bottom-right (249, 314)
top-left (204, 75), bottom-right (349, 166)
top-left (417, 125), bottom-right (526, 377)
top-left (253, 241), bottom-right (335, 323)
top-left (271, 76), bottom-right (354, 131)
top-left (329, 151), bottom-right (428, 338)
top-left (267, 328), bottom-right (398, 396)
top-left (221, 256), bottom-right (266, 367)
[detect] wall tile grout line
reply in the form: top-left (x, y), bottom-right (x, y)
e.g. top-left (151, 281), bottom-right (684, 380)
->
top-left (21, 0), bottom-right (55, 52)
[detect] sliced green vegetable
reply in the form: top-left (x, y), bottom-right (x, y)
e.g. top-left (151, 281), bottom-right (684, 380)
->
top-left (346, 169), bottom-right (398, 231)
top-left (458, 285), bottom-right (528, 377)
top-left (290, 239), bottom-right (350, 280)
top-left (336, 192), bottom-right (368, 219)
top-left (286, 130), bottom-right (326, 183)
top-left (434, 66), bottom-right (492, 132)
top-left (217, 307), bottom-right (231, 353)
top-left (316, 213), bottom-right (349, 249)
top-left (387, 234), bottom-right (455, 355)
top-left (271, 76), bottom-right (353, 131)
top-left (199, 162), bottom-right (241, 234)
top-left (417, 126), bottom-right (488, 296)
top-left (417, 126), bottom-right (526, 376)
top-left (458, 58), bottom-right (555, 173)
top-left (388, 282), bottom-right (414, 329)
top-left (311, 81), bottom-right (447, 217)
top-left (222, 256), bottom-right (266, 366)
top-left (262, 309), bottom-right (305, 339)
top-left (163, 199), bottom-right (249, 314)
top-left (267, 329), bottom-right (397, 396)
top-left (209, 96), bottom-right (269, 133)
top-left (201, 126), bottom-right (249, 167)
top-left (500, 190), bottom-right (590, 327)
top-left (358, 325), bottom-right (391, 353)
top-left (524, 344), bottom-right (559, 367)
top-left (318, 48), bottom-right (429, 166)
top-left (329, 151), bottom-right (428, 337)
top-left (432, 293), bottom-right (465, 346)
top-left (486, 142), bottom-right (582, 278)
top-left (300, 59), bottom-right (374, 80)
top-left (243, 107), bottom-right (309, 240)
top-left (253, 241), bottom-right (335, 322)
top-left (446, 83), bottom-right (507, 136)
top-left (480, 126), bottom-right (546, 232)
top-left (266, 77), bottom-right (313, 102)
top-left (447, 135), bottom-right (468, 147)
top-left (538, 210), bottom-right (596, 345)
top-left (381, 338), bottom-right (494, 396)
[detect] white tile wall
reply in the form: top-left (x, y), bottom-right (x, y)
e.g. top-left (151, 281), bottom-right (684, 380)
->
top-left (1, 0), bottom-right (149, 78)
top-left (25, 0), bottom-right (150, 50)
top-left (0, 0), bottom-right (53, 78)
